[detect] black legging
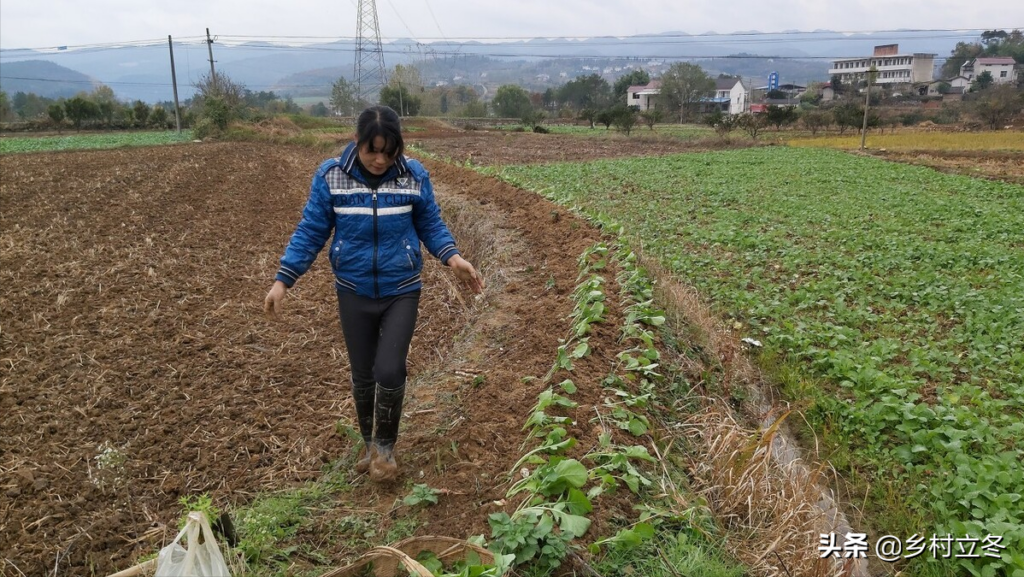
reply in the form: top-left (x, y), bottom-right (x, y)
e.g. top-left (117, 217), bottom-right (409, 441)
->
top-left (336, 289), bottom-right (420, 449)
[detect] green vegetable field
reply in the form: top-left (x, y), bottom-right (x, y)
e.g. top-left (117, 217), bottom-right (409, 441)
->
top-left (491, 147), bottom-right (1024, 576)
top-left (0, 131), bottom-right (193, 154)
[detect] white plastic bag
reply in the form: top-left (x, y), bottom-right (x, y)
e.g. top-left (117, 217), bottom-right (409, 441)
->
top-left (155, 511), bottom-right (232, 577)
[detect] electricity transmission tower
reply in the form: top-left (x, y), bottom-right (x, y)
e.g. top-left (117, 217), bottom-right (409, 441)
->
top-left (354, 0), bottom-right (387, 106)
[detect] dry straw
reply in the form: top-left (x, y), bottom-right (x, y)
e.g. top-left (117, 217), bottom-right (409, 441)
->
top-left (638, 252), bottom-right (867, 577)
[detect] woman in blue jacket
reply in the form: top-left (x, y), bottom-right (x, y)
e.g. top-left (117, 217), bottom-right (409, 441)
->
top-left (264, 106), bottom-right (484, 482)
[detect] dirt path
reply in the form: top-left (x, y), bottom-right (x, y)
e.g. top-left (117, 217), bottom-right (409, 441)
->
top-left (0, 142), bottom-right (641, 575)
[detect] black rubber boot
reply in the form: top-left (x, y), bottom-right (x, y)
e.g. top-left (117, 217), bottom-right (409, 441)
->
top-left (370, 382), bottom-right (405, 483)
top-left (351, 379), bottom-right (375, 445)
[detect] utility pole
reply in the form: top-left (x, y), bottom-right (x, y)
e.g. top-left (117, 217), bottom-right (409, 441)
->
top-left (206, 28), bottom-right (217, 91)
top-left (354, 0), bottom-right (387, 105)
top-left (860, 66), bottom-right (877, 150)
top-left (397, 75), bottom-right (404, 116)
top-left (168, 36), bottom-right (182, 133)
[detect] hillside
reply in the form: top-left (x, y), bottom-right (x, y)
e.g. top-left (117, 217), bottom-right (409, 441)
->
top-left (0, 59), bottom-right (97, 99)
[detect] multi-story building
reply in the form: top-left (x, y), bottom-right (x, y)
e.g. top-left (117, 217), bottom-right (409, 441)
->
top-left (960, 57), bottom-right (1019, 85)
top-left (828, 44), bottom-right (936, 86)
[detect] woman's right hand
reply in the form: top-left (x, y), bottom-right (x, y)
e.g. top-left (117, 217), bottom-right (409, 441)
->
top-left (264, 281), bottom-right (288, 321)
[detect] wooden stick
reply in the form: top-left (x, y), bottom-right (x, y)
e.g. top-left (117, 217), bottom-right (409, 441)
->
top-left (104, 558), bottom-right (156, 577)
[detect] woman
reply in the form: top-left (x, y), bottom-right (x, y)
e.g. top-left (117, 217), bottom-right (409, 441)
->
top-left (264, 106), bottom-right (484, 483)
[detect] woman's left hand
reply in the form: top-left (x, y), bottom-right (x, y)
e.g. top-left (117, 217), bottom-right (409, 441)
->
top-left (447, 255), bottom-right (485, 294)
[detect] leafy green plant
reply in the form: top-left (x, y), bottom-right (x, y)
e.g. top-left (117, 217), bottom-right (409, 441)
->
top-left (177, 493), bottom-right (220, 529)
top-left (403, 484), bottom-right (441, 507)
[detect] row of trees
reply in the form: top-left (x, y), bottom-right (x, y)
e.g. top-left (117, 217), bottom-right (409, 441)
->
top-left (0, 78), bottom-right (306, 133)
top-left (0, 86), bottom-right (177, 130)
top-left (321, 65), bottom-right (486, 119)
top-left (484, 63), bottom-right (718, 127)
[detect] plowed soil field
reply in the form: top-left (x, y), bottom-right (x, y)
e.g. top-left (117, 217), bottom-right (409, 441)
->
top-left (0, 136), bottom-right (674, 575)
top-left (6, 125), bottom-right (1005, 575)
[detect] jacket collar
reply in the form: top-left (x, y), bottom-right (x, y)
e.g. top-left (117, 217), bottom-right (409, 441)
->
top-left (339, 141), bottom-right (410, 185)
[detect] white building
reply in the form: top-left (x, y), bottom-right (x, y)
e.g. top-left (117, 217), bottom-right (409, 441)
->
top-left (713, 77), bottom-right (747, 115)
top-left (960, 57), bottom-right (1018, 85)
top-left (626, 80), bottom-right (661, 111)
top-left (625, 78), bottom-right (747, 115)
top-left (829, 44), bottom-right (935, 85)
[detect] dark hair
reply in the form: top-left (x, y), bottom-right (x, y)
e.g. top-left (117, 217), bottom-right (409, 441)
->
top-left (356, 105), bottom-right (404, 158)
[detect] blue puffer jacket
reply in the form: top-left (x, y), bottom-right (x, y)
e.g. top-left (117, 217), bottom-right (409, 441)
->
top-left (275, 142), bottom-right (460, 298)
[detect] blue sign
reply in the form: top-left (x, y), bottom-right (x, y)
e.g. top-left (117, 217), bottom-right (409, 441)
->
top-left (768, 72), bottom-right (779, 91)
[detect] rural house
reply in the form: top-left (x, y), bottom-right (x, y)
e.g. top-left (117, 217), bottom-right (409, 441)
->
top-left (919, 75), bottom-right (970, 96)
top-left (829, 44), bottom-right (936, 85)
top-left (960, 57), bottom-right (1019, 85)
top-left (710, 77), bottom-right (748, 114)
top-left (626, 78), bottom-right (747, 115)
top-left (625, 79), bottom-right (661, 111)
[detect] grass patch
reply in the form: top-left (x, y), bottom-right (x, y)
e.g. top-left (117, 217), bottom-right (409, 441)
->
top-left (0, 130), bottom-right (194, 154)
top-left (592, 530), bottom-right (745, 577)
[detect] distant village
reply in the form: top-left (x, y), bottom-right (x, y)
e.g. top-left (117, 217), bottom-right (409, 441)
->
top-left (623, 44), bottom-right (1019, 115)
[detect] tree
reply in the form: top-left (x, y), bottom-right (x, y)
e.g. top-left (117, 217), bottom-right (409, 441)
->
top-left (64, 96), bottom-right (99, 131)
top-left (87, 85), bottom-right (119, 127)
top-left (556, 74), bottom-right (612, 111)
top-left (703, 109), bottom-right (724, 129)
top-left (132, 101), bottom-right (151, 128)
top-left (460, 100), bottom-right (487, 118)
top-left (542, 88), bottom-right (556, 112)
top-left (830, 76), bottom-right (844, 94)
top-left (389, 65), bottom-right (423, 93)
top-left (657, 62), bottom-right (714, 122)
top-left (0, 91), bottom-right (14, 122)
top-left (638, 109), bottom-right (662, 130)
top-left (330, 78), bottom-right (358, 116)
top-left (380, 85), bottom-right (421, 116)
top-left (194, 72), bottom-right (246, 109)
top-left (613, 69), bottom-right (650, 100)
top-left (735, 113), bottom-right (767, 139)
top-left (578, 108), bottom-right (597, 129)
top-left (972, 84), bottom-right (1024, 129)
top-left (800, 109), bottom-right (832, 136)
top-left (47, 103), bottom-right (65, 132)
top-left (971, 71), bottom-right (995, 91)
top-left (831, 102), bottom-right (862, 135)
top-left (384, 64), bottom-right (424, 116)
top-left (766, 89), bottom-right (786, 100)
top-left (150, 105), bottom-right (168, 127)
top-left (610, 105), bottom-right (638, 135)
top-left (13, 91), bottom-right (49, 120)
top-left (306, 102), bottom-right (327, 117)
top-left (192, 71), bottom-right (247, 135)
top-left (491, 84), bottom-right (533, 119)
top-left (765, 105), bottom-right (798, 130)
top-left (97, 101), bottom-right (116, 128)
top-left (942, 41), bottom-right (985, 78)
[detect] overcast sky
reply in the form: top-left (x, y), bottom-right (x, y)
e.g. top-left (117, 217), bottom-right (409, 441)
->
top-left (1, 0), bottom-right (1021, 49)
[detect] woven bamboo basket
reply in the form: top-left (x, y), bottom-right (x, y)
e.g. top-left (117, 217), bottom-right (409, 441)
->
top-left (320, 536), bottom-right (494, 577)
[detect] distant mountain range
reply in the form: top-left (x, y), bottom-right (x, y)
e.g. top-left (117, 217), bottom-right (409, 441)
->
top-left (0, 60), bottom-right (99, 99)
top-left (0, 29), bottom-right (976, 103)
